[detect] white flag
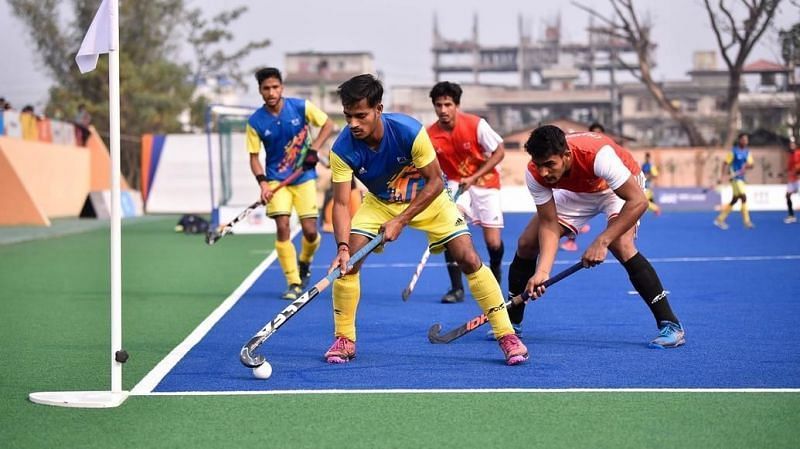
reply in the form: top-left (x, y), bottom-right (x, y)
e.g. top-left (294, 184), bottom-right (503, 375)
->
top-left (75, 0), bottom-right (115, 74)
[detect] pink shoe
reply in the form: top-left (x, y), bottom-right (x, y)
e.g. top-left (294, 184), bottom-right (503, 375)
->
top-left (579, 224), bottom-right (591, 234)
top-left (560, 239), bottom-right (578, 251)
top-left (498, 334), bottom-right (529, 365)
top-left (324, 336), bottom-right (356, 364)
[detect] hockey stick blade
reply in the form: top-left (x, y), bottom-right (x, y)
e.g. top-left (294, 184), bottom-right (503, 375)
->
top-left (427, 262), bottom-right (584, 344)
top-left (239, 233), bottom-right (385, 368)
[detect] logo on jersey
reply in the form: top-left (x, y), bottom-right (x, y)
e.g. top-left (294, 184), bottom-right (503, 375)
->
top-left (396, 156), bottom-right (409, 164)
top-left (291, 118), bottom-right (301, 126)
top-left (462, 142), bottom-right (472, 150)
top-left (358, 167), bottom-right (367, 175)
top-left (455, 217), bottom-right (465, 226)
top-left (264, 129), bottom-right (272, 137)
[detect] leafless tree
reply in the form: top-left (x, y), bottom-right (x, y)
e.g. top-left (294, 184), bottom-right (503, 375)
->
top-left (705, 0), bottom-right (782, 148)
top-left (574, 0), bottom-right (708, 146)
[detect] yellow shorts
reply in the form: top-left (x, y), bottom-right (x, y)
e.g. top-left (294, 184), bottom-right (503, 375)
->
top-left (351, 191), bottom-right (469, 254)
top-left (731, 179), bottom-right (747, 197)
top-left (266, 179), bottom-right (318, 219)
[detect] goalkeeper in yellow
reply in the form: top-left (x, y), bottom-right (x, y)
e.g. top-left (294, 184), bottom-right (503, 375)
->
top-left (247, 67), bottom-right (334, 300)
top-left (323, 74), bottom-right (528, 366)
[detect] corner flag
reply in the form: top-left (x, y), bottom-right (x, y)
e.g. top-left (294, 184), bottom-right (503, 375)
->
top-left (75, 0), bottom-right (115, 73)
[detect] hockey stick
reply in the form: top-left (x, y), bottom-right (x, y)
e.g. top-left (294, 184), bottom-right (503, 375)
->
top-left (427, 261), bottom-right (584, 344)
top-left (401, 185), bottom-right (466, 301)
top-left (240, 233), bottom-right (385, 368)
top-left (205, 168), bottom-right (304, 245)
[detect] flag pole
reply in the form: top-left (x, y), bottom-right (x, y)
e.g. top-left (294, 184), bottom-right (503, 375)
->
top-left (29, 0), bottom-right (127, 408)
top-left (108, 0), bottom-right (124, 396)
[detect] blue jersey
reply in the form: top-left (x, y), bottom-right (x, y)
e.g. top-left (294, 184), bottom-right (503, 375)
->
top-left (245, 97), bottom-right (328, 185)
top-left (330, 113), bottom-right (437, 203)
top-left (725, 145), bottom-right (753, 181)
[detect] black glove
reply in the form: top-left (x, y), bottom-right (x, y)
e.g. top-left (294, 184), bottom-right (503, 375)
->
top-left (302, 149), bottom-right (319, 171)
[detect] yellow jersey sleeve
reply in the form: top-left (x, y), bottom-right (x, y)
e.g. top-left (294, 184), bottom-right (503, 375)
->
top-left (246, 124), bottom-right (262, 154)
top-left (411, 129), bottom-right (436, 169)
top-left (724, 152), bottom-right (733, 164)
top-left (330, 152), bottom-right (353, 183)
top-left (650, 165), bottom-right (659, 176)
top-left (304, 100), bottom-right (329, 128)
top-left (747, 153), bottom-right (754, 165)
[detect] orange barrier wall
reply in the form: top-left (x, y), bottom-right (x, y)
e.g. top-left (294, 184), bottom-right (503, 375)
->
top-left (86, 127), bottom-right (131, 191)
top-left (0, 137), bottom-right (90, 225)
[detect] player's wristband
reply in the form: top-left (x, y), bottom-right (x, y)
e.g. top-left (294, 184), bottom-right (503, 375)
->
top-left (255, 174), bottom-right (268, 184)
top-left (337, 242), bottom-right (350, 252)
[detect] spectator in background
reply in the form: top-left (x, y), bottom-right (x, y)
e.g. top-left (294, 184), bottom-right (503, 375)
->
top-left (74, 104), bottom-right (92, 145)
top-left (20, 105), bottom-right (39, 141)
top-left (785, 138), bottom-right (800, 224)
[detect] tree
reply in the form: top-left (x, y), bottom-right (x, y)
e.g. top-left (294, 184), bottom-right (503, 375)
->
top-left (7, 0), bottom-right (269, 188)
top-left (574, 0), bottom-right (709, 146)
top-left (704, 0), bottom-right (782, 149)
top-left (780, 21), bottom-right (800, 140)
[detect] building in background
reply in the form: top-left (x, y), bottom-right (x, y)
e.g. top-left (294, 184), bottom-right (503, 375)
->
top-left (282, 51), bottom-right (376, 121)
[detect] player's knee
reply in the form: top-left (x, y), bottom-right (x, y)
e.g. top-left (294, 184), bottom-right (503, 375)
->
top-left (516, 234), bottom-right (538, 259)
top-left (455, 251), bottom-right (482, 274)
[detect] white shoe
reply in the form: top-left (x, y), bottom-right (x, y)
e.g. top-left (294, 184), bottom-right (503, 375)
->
top-left (713, 219), bottom-right (729, 230)
top-left (784, 216), bottom-right (797, 224)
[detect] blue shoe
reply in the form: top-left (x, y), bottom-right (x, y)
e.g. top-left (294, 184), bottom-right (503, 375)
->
top-left (486, 323), bottom-right (523, 341)
top-left (649, 321), bottom-right (685, 349)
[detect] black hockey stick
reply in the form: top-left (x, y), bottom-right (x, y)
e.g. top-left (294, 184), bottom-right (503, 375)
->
top-left (205, 168), bottom-right (304, 245)
top-left (427, 261), bottom-right (584, 344)
top-left (401, 185), bottom-right (465, 301)
top-left (240, 233), bottom-right (384, 368)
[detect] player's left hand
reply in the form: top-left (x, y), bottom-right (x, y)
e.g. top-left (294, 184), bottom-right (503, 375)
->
top-left (581, 240), bottom-right (608, 267)
top-left (459, 176), bottom-right (477, 191)
top-left (301, 149), bottom-right (319, 171)
top-left (379, 217), bottom-right (406, 243)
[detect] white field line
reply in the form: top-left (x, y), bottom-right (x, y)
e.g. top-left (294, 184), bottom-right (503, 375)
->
top-left (131, 229), bottom-right (299, 394)
top-left (133, 388), bottom-right (800, 397)
top-left (259, 254), bottom-right (800, 270)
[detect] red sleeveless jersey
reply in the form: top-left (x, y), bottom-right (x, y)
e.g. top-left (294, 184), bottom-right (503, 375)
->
top-left (428, 112), bottom-right (500, 189)
top-left (527, 132), bottom-right (640, 193)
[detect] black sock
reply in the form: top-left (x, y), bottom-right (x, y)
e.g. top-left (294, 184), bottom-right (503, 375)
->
top-left (623, 252), bottom-right (679, 326)
top-left (444, 250), bottom-right (463, 291)
top-left (487, 241), bottom-right (504, 285)
top-left (507, 252), bottom-right (537, 324)
top-left (788, 196), bottom-right (794, 217)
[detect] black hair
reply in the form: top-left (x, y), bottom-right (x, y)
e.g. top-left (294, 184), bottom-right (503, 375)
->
top-left (255, 67), bottom-right (282, 86)
top-left (737, 132), bottom-right (749, 140)
top-left (524, 125), bottom-right (567, 159)
top-left (338, 74), bottom-right (383, 108)
top-left (588, 122), bottom-right (605, 133)
top-left (429, 81), bottom-right (463, 105)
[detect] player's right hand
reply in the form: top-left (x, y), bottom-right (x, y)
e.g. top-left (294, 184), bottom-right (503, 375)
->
top-left (527, 271), bottom-right (549, 299)
top-left (260, 185), bottom-right (274, 203)
top-left (329, 247), bottom-right (351, 276)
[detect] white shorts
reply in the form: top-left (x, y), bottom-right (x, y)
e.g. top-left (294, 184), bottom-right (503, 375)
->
top-left (447, 180), bottom-right (504, 228)
top-left (788, 180), bottom-right (800, 194)
top-left (553, 172), bottom-right (644, 237)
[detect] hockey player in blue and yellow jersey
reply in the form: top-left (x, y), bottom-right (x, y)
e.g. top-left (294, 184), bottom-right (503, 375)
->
top-left (714, 132), bottom-right (755, 230)
top-left (247, 67), bottom-right (334, 300)
top-left (323, 74), bottom-right (527, 366)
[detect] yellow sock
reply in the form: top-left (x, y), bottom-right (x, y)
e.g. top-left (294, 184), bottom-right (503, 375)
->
top-left (332, 272), bottom-right (360, 341)
top-left (466, 265), bottom-right (514, 339)
top-left (299, 233), bottom-right (322, 264)
top-left (716, 204), bottom-right (732, 222)
top-left (741, 203), bottom-right (751, 224)
top-left (275, 240), bottom-right (301, 286)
